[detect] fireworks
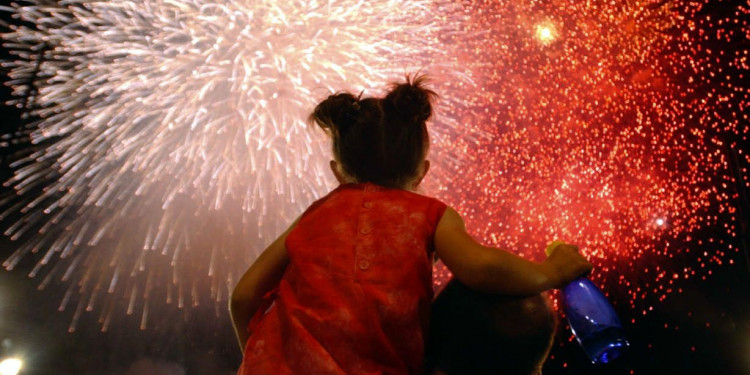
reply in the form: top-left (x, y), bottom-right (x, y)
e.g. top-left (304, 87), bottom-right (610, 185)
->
top-left (0, 0), bottom-right (468, 331)
top-left (432, 0), bottom-right (748, 320)
top-left (1, 0), bottom-right (747, 340)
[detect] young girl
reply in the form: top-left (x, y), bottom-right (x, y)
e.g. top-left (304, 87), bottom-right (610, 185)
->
top-left (230, 75), bottom-right (592, 375)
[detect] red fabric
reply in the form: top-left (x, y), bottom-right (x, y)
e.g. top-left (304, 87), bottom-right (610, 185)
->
top-left (239, 183), bottom-right (447, 375)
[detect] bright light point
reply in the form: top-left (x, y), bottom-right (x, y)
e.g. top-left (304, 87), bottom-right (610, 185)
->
top-left (535, 23), bottom-right (557, 44)
top-left (656, 218), bottom-right (665, 226)
top-left (539, 27), bottom-right (552, 39)
top-left (0, 358), bottom-right (23, 375)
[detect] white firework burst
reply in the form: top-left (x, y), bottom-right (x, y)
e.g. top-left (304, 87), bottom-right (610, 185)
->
top-left (0, 0), bottom-right (469, 331)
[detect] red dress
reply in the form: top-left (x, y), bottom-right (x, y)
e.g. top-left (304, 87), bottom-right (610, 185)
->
top-left (239, 183), bottom-right (447, 375)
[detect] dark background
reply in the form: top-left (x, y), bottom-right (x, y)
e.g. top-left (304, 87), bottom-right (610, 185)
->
top-left (1, 2), bottom-right (748, 375)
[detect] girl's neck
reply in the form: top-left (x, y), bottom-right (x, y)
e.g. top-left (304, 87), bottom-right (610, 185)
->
top-left (332, 159), bottom-right (426, 192)
top-left (342, 180), bottom-right (418, 192)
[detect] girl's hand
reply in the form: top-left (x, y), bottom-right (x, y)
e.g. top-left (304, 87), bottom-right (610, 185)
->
top-left (543, 243), bottom-right (593, 288)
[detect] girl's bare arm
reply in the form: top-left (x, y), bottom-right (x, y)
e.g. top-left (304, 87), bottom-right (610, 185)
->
top-left (434, 207), bottom-right (592, 295)
top-left (230, 220), bottom-right (296, 351)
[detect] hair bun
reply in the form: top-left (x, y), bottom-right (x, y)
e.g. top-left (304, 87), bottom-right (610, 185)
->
top-left (309, 92), bottom-right (361, 135)
top-left (384, 74), bottom-right (437, 124)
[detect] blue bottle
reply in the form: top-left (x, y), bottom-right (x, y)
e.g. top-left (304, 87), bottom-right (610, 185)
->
top-left (547, 242), bottom-right (629, 364)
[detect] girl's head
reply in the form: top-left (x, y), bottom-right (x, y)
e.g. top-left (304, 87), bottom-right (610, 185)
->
top-left (309, 74), bottom-right (438, 189)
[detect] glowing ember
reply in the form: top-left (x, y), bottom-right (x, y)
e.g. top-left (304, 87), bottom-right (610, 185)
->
top-left (535, 23), bottom-right (557, 44)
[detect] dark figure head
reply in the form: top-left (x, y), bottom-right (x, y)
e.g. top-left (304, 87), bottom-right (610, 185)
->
top-left (308, 74), bottom-right (438, 189)
top-left (426, 279), bottom-right (558, 375)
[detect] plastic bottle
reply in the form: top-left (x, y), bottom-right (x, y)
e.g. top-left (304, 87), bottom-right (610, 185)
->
top-left (546, 241), bottom-right (629, 364)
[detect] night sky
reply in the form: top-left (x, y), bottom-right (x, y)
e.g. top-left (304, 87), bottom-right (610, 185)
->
top-left (1, 1), bottom-right (749, 375)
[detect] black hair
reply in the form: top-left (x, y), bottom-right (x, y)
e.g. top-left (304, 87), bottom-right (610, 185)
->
top-left (309, 74), bottom-right (437, 188)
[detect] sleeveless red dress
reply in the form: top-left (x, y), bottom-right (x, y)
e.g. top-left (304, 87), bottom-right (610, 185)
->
top-left (238, 183), bottom-right (447, 375)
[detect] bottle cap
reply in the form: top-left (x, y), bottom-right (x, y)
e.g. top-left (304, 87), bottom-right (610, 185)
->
top-left (545, 240), bottom-right (566, 257)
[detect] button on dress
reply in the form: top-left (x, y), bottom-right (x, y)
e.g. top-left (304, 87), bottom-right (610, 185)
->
top-left (238, 183), bottom-right (447, 375)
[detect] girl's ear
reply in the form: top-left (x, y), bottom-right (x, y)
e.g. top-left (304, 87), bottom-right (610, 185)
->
top-left (330, 160), bottom-right (348, 184)
top-left (412, 160), bottom-right (431, 189)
